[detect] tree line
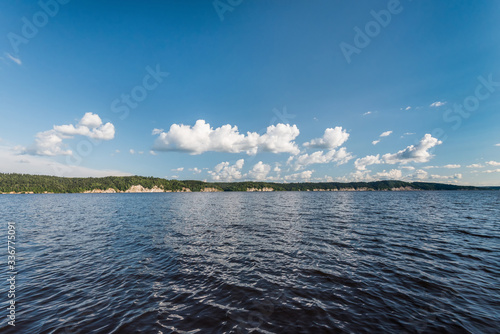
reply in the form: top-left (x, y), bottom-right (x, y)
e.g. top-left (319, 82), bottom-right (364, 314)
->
top-left (0, 173), bottom-right (482, 194)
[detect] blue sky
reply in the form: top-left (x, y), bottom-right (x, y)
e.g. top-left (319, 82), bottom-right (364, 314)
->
top-left (1, 0), bottom-right (499, 185)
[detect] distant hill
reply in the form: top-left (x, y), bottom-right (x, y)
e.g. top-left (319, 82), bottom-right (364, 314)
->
top-left (482, 186), bottom-right (500, 190)
top-left (0, 173), bottom-right (488, 194)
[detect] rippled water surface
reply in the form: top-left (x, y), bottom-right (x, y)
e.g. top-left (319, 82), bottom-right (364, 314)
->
top-left (1, 191), bottom-right (499, 333)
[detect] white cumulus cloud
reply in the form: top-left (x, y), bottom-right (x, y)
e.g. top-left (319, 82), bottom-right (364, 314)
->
top-left (486, 161), bottom-right (500, 166)
top-left (284, 170), bottom-right (313, 181)
top-left (372, 130), bottom-right (392, 145)
top-left (189, 167), bottom-right (202, 174)
top-left (25, 113), bottom-right (115, 156)
top-left (208, 159), bottom-right (245, 181)
top-left (0, 145), bottom-right (129, 177)
top-left (401, 132), bottom-right (416, 138)
top-left (153, 120), bottom-right (300, 155)
top-left (431, 173), bottom-right (462, 180)
top-left (411, 169), bottom-right (428, 180)
top-left (482, 169), bottom-right (500, 173)
top-left (30, 131), bottom-right (72, 156)
top-left (443, 164), bottom-right (461, 169)
top-left (53, 114), bottom-right (114, 140)
top-left (303, 127), bottom-right (349, 149)
top-left (383, 134), bottom-right (442, 164)
top-left (348, 170), bottom-right (373, 181)
top-left (375, 169), bottom-right (402, 180)
top-left (248, 161), bottom-right (272, 180)
top-left (430, 101), bottom-right (446, 107)
top-left (354, 154), bottom-right (382, 171)
top-left (291, 147), bottom-right (353, 170)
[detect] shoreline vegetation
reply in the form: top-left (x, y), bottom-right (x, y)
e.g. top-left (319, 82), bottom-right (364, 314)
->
top-left (0, 173), bottom-right (496, 194)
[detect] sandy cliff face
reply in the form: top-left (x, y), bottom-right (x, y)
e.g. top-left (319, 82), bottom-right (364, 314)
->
top-left (81, 185), bottom-right (193, 193)
top-left (1, 185), bottom-right (420, 194)
top-left (83, 185), bottom-right (166, 193)
top-left (124, 185), bottom-right (164, 193)
top-left (163, 187), bottom-right (192, 192)
top-left (390, 186), bottom-right (419, 191)
top-left (84, 188), bottom-right (117, 193)
top-left (246, 187), bottom-right (274, 192)
top-left (200, 187), bottom-right (222, 192)
top-left (313, 189), bottom-right (339, 191)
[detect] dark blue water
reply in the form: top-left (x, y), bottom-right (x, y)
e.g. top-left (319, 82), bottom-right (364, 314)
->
top-left (1, 191), bottom-right (499, 333)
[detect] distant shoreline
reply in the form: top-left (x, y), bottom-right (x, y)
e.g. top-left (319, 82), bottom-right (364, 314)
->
top-left (0, 187), bottom-right (416, 194)
top-left (2, 188), bottom-right (496, 195)
top-left (1, 173), bottom-right (497, 194)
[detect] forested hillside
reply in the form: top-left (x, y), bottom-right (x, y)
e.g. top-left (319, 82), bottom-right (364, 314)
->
top-left (0, 173), bottom-right (483, 193)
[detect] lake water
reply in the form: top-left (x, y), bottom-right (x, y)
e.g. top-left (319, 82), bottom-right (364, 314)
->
top-left (1, 191), bottom-right (499, 333)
